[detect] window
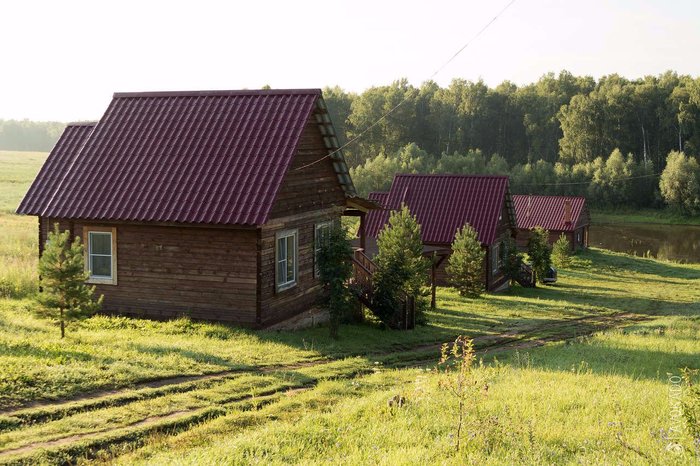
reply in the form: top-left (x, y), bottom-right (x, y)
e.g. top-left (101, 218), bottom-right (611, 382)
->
top-left (276, 229), bottom-right (298, 291)
top-left (492, 243), bottom-right (500, 275)
top-left (84, 227), bottom-right (117, 284)
top-left (314, 221), bottom-right (333, 278)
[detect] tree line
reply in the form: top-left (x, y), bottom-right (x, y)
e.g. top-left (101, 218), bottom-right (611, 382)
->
top-left (0, 119), bottom-right (65, 152)
top-left (324, 70), bottom-right (700, 211)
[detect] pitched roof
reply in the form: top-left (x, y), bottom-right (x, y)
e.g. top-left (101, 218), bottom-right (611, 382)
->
top-left (17, 89), bottom-right (355, 225)
top-left (512, 195), bottom-right (587, 231)
top-left (17, 122), bottom-right (96, 216)
top-left (365, 174), bottom-right (513, 245)
top-left (364, 192), bottom-right (389, 239)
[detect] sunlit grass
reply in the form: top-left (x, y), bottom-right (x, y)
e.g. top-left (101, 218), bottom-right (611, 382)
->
top-left (112, 315), bottom-right (700, 465)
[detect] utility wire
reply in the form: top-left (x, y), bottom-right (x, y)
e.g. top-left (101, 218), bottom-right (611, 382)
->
top-left (294, 0), bottom-right (519, 172)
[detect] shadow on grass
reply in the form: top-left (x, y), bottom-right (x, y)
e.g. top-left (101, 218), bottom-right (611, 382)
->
top-left (491, 337), bottom-right (700, 381)
top-left (129, 343), bottom-right (254, 371)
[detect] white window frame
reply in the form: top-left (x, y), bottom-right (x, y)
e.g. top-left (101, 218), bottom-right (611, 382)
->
top-left (314, 221), bottom-right (333, 278)
top-left (83, 226), bottom-right (117, 285)
top-left (492, 243), bottom-right (500, 275)
top-left (275, 229), bottom-right (298, 292)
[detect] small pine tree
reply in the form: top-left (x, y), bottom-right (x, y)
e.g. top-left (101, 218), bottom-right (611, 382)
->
top-left (373, 205), bottom-right (430, 328)
top-left (551, 233), bottom-right (572, 269)
top-left (501, 236), bottom-right (523, 286)
top-left (527, 226), bottom-right (552, 284)
top-left (317, 223), bottom-right (353, 339)
top-left (38, 224), bottom-right (103, 338)
top-left (445, 223), bottom-right (485, 297)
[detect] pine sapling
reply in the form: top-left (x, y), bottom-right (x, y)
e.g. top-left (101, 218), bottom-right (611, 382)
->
top-left (38, 224), bottom-right (103, 338)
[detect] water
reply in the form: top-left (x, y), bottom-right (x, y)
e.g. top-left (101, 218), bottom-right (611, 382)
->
top-left (589, 223), bottom-right (700, 263)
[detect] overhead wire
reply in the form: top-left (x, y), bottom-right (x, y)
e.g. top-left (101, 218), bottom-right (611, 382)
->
top-left (293, 0), bottom-right (519, 172)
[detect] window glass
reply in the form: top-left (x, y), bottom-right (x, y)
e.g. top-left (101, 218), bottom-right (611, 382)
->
top-left (88, 232), bottom-right (112, 278)
top-left (90, 232), bottom-right (112, 255)
top-left (314, 222), bottom-right (332, 277)
top-left (276, 230), bottom-right (297, 290)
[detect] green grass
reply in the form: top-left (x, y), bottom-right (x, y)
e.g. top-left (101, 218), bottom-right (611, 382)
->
top-left (2, 247), bottom-right (698, 411)
top-left (1, 149), bottom-right (699, 463)
top-left (106, 315), bottom-right (700, 465)
top-left (0, 151), bottom-right (46, 299)
top-left (592, 207), bottom-right (700, 225)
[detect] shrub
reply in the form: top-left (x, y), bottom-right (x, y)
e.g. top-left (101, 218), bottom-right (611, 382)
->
top-left (527, 226), bottom-right (552, 284)
top-left (446, 223), bottom-right (485, 297)
top-left (551, 233), bottom-right (572, 269)
top-left (317, 223), bottom-right (353, 338)
top-left (500, 236), bottom-right (523, 286)
top-left (373, 205), bottom-right (430, 328)
top-left (38, 224), bottom-right (103, 338)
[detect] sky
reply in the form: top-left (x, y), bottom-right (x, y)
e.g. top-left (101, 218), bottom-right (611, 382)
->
top-left (2, 0), bottom-right (700, 122)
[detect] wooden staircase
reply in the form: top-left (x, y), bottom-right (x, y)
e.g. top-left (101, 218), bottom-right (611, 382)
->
top-left (350, 249), bottom-right (416, 329)
top-left (516, 262), bottom-right (536, 288)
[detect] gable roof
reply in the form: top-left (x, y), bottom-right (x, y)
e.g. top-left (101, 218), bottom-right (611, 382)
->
top-left (365, 174), bottom-right (513, 245)
top-left (17, 89), bottom-right (355, 226)
top-left (17, 122), bottom-right (96, 216)
top-left (512, 195), bottom-right (587, 231)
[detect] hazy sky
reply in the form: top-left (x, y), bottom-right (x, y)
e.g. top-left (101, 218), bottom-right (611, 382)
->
top-left (2, 0), bottom-right (699, 121)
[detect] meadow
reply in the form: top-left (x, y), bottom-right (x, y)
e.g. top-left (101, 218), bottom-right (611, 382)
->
top-left (0, 151), bottom-right (698, 464)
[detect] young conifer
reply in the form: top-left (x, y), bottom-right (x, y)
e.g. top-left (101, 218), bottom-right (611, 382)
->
top-left (38, 224), bottom-right (103, 338)
top-left (446, 223), bottom-right (485, 297)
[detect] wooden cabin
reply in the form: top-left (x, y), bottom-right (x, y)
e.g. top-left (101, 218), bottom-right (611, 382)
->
top-left (17, 89), bottom-right (374, 328)
top-left (363, 174), bottom-right (517, 292)
top-left (512, 195), bottom-right (590, 251)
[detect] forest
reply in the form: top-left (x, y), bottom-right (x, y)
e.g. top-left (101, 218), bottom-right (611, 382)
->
top-left (3, 71), bottom-right (700, 211)
top-left (323, 71), bottom-right (700, 212)
top-left (0, 119), bottom-right (65, 152)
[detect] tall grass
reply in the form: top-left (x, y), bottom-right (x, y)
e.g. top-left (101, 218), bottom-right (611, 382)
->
top-left (0, 151), bottom-right (45, 299)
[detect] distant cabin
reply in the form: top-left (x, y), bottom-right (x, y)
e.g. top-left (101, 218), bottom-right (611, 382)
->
top-left (363, 174), bottom-right (516, 292)
top-left (512, 195), bottom-right (590, 251)
top-left (17, 89), bottom-right (375, 328)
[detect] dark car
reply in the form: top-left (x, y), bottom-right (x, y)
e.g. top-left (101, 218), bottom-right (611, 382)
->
top-left (542, 266), bottom-right (558, 284)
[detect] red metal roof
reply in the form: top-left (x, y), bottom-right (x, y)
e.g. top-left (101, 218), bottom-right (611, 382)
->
top-left (365, 174), bottom-right (512, 245)
top-left (18, 89), bottom-right (351, 226)
top-left (512, 195), bottom-right (587, 231)
top-left (17, 122), bottom-right (96, 216)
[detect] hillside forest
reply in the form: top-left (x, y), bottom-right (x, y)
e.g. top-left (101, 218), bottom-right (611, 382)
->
top-left (3, 70), bottom-right (700, 212)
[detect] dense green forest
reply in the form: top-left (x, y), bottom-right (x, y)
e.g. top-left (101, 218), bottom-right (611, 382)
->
top-left (0, 119), bottom-right (65, 152)
top-left (323, 71), bottom-right (700, 212)
top-left (3, 71), bottom-right (699, 211)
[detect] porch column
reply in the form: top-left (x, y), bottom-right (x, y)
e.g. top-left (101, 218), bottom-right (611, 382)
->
top-left (359, 212), bottom-right (366, 251)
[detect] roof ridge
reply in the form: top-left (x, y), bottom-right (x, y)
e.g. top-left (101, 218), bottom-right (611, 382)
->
top-left (65, 121), bottom-right (98, 127)
top-left (113, 89), bottom-right (322, 99)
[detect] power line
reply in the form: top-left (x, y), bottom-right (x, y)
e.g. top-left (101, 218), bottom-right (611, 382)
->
top-left (294, 0), bottom-right (519, 172)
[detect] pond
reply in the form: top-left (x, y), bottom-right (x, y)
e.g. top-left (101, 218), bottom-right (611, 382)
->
top-left (589, 223), bottom-right (700, 263)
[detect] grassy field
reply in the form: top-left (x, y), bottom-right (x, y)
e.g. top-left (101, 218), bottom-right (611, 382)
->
top-left (0, 151), bottom-right (46, 299)
top-left (0, 150), bottom-right (699, 463)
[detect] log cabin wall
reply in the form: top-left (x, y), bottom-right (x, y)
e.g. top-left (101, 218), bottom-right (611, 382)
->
top-left (39, 217), bottom-right (258, 325)
top-left (259, 113), bottom-right (347, 327)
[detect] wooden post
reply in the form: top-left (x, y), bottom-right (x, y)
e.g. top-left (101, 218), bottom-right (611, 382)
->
top-left (359, 212), bottom-right (366, 251)
top-left (431, 261), bottom-right (437, 310)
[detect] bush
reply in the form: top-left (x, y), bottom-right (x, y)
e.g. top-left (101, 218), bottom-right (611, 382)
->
top-left (373, 205), bottom-right (430, 328)
top-left (551, 233), bottom-right (572, 269)
top-left (527, 226), bottom-right (552, 284)
top-left (501, 236), bottom-right (523, 286)
top-left (446, 223), bottom-right (485, 297)
top-left (317, 223), bottom-right (354, 338)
